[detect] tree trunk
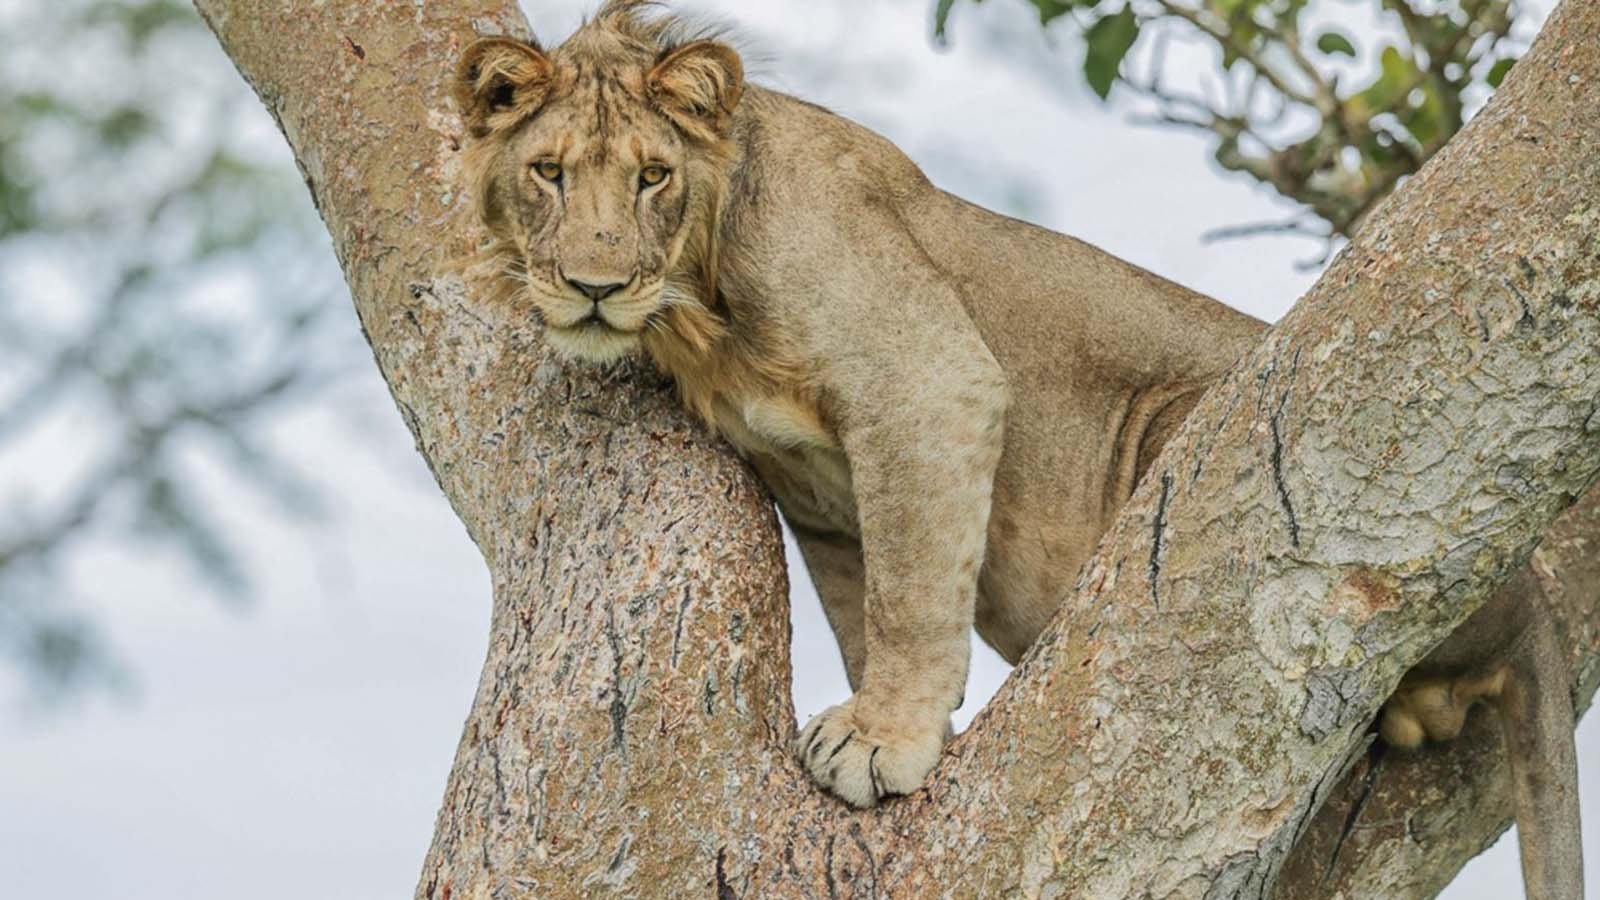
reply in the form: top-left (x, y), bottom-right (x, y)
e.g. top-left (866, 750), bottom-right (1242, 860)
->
top-left (195, 1), bottom-right (1600, 897)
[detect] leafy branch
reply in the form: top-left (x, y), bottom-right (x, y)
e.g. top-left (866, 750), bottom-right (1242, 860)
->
top-left (936, 0), bottom-right (1529, 252)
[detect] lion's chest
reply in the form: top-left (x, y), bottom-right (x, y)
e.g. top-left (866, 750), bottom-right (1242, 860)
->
top-left (712, 395), bottom-right (859, 538)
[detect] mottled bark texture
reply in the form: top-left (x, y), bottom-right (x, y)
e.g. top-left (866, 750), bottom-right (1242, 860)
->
top-left (195, 1), bottom-right (1600, 897)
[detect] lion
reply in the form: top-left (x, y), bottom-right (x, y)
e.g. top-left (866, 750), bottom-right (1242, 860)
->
top-left (452, 4), bottom-right (1582, 895)
top-left (454, 1), bottom-right (1258, 804)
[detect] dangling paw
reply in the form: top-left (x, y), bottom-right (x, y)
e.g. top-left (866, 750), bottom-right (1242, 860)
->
top-left (1379, 670), bottom-right (1505, 748)
top-left (795, 696), bottom-right (946, 808)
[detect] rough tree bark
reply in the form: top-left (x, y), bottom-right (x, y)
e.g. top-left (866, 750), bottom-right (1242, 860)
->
top-left (195, 1), bottom-right (1600, 897)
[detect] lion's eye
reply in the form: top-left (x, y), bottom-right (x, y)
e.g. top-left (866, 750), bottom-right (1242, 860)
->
top-left (532, 160), bottom-right (563, 183)
top-left (639, 165), bottom-right (670, 189)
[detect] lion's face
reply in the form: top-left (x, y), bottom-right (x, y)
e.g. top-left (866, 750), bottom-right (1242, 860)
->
top-left (456, 29), bottom-right (743, 362)
top-left (488, 91), bottom-right (695, 361)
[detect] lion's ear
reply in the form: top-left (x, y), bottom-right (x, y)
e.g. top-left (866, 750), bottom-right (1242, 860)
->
top-left (647, 40), bottom-right (744, 142)
top-left (455, 37), bottom-right (554, 138)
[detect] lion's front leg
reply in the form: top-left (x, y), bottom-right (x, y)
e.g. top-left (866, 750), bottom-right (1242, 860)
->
top-left (794, 333), bottom-right (1007, 808)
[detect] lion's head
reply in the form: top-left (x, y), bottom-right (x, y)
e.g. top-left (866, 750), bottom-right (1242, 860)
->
top-left (454, 2), bottom-right (743, 362)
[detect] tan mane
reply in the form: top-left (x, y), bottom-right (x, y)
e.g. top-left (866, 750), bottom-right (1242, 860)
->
top-left (586, 1), bottom-right (709, 52)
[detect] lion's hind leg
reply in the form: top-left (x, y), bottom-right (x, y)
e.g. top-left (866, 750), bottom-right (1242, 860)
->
top-left (1378, 588), bottom-right (1583, 900)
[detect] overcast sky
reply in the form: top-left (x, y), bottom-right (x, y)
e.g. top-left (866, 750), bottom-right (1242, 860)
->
top-left (1, 1), bottom-right (1591, 898)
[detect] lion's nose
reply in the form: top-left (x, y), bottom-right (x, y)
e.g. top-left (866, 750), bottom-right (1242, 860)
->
top-left (566, 278), bottom-right (626, 302)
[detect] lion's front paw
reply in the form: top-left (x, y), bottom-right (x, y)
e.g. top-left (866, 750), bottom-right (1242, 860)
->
top-left (795, 698), bottom-right (946, 808)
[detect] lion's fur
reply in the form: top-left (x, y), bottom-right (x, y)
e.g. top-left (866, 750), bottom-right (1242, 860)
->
top-left (453, 3), bottom-right (1268, 807)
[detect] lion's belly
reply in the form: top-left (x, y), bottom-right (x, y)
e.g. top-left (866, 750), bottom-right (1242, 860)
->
top-left (975, 500), bottom-right (1094, 664)
top-left (713, 396), bottom-right (860, 538)
top-left (748, 449), bottom-right (858, 537)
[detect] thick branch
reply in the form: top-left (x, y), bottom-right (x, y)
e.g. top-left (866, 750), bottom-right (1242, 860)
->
top-left (197, 1), bottom-right (1600, 897)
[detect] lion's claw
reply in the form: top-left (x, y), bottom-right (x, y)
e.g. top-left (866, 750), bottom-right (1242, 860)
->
top-left (796, 698), bottom-right (945, 808)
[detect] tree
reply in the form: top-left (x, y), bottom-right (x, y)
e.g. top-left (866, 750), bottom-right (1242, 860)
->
top-left (0, 0), bottom-right (348, 698)
top-left (194, 0), bottom-right (1598, 896)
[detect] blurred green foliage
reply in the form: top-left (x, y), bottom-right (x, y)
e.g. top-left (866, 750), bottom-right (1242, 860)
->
top-left (937, 0), bottom-right (1530, 247)
top-left (0, 0), bottom-right (346, 701)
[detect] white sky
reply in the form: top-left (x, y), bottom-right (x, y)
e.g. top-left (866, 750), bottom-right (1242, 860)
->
top-left (0, 1), bottom-right (1591, 898)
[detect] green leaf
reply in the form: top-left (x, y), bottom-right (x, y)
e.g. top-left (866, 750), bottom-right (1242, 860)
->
top-left (1219, 16), bottom-right (1262, 70)
top-left (97, 106), bottom-right (155, 148)
top-left (934, 0), bottom-right (959, 40)
top-left (1315, 31), bottom-right (1356, 57)
top-left (1208, 0), bottom-right (1253, 17)
top-left (1083, 6), bottom-right (1140, 100)
top-left (1403, 81), bottom-right (1445, 146)
top-left (1358, 131), bottom-right (1401, 168)
top-left (1356, 46), bottom-right (1419, 114)
top-left (1029, 0), bottom-right (1086, 25)
top-left (1486, 57), bottom-right (1516, 88)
